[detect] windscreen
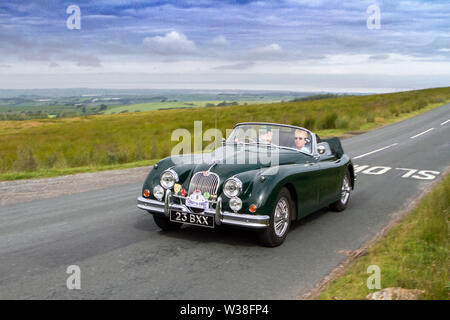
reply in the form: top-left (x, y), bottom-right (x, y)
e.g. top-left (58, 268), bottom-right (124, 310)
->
top-left (226, 124), bottom-right (312, 154)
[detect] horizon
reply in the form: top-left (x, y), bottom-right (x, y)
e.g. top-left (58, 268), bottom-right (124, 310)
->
top-left (3, 86), bottom-right (444, 97)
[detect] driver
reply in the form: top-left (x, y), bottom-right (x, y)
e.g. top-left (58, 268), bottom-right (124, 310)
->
top-left (294, 129), bottom-right (311, 153)
top-left (258, 126), bottom-right (273, 144)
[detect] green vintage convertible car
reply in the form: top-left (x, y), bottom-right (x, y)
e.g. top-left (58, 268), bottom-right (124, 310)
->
top-left (137, 123), bottom-right (355, 247)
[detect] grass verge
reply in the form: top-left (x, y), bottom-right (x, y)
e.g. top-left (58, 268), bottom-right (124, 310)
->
top-left (317, 172), bottom-right (449, 300)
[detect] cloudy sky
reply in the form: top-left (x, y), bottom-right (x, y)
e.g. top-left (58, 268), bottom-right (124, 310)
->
top-left (0, 0), bottom-right (449, 92)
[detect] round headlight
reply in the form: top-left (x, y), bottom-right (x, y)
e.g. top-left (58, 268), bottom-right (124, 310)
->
top-left (160, 170), bottom-right (178, 189)
top-left (223, 177), bottom-right (242, 198)
top-left (153, 185), bottom-right (164, 201)
top-left (229, 197), bottom-right (242, 212)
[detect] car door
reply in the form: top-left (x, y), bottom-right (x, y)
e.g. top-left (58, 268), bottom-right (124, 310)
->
top-left (292, 156), bottom-right (321, 218)
top-left (318, 143), bottom-right (342, 206)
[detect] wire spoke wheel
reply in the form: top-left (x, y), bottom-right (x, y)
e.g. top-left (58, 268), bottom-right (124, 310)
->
top-left (274, 197), bottom-right (289, 237)
top-left (341, 174), bottom-right (351, 205)
top-left (330, 170), bottom-right (352, 212)
top-left (258, 187), bottom-right (293, 247)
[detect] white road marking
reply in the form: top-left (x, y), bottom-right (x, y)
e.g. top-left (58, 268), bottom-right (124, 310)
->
top-left (355, 165), bottom-right (440, 180)
top-left (440, 119), bottom-right (450, 126)
top-left (362, 166), bottom-right (391, 175)
top-left (353, 165), bottom-right (370, 173)
top-left (410, 170), bottom-right (440, 180)
top-left (353, 143), bottom-right (398, 159)
top-left (410, 127), bottom-right (434, 139)
top-left (396, 168), bottom-right (418, 178)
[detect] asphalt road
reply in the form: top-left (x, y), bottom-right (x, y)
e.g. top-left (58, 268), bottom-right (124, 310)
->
top-left (1, 104), bottom-right (449, 299)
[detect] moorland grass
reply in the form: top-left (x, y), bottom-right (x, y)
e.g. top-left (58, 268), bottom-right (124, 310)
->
top-left (0, 87), bottom-right (449, 180)
top-left (318, 173), bottom-right (449, 300)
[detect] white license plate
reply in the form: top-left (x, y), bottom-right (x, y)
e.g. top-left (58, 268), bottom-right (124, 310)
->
top-left (170, 211), bottom-right (214, 228)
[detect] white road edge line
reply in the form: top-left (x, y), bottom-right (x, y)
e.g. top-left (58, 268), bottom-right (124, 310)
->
top-left (440, 119), bottom-right (450, 126)
top-left (410, 128), bottom-right (434, 139)
top-left (353, 143), bottom-right (398, 160)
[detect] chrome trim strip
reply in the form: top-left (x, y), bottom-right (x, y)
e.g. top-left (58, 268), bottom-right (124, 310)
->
top-left (137, 196), bottom-right (165, 214)
top-left (216, 197), bottom-right (222, 226)
top-left (221, 211), bottom-right (269, 227)
top-left (164, 190), bottom-right (171, 217)
top-left (137, 196), bottom-right (269, 229)
top-left (206, 161), bottom-right (217, 172)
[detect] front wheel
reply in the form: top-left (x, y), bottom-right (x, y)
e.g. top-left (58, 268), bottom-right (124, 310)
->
top-left (258, 188), bottom-right (293, 247)
top-left (330, 170), bottom-right (351, 212)
top-left (153, 215), bottom-right (183, 231)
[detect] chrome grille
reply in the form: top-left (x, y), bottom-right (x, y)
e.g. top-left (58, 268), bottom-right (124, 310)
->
top-left (188, 171), bottom-right (220, 196)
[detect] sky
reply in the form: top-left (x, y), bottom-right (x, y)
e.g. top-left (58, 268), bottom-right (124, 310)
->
top-left (0, 0), bottom-right (449, 92)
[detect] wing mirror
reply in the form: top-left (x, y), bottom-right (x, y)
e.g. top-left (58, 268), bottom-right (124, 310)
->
top-left (317, 145), bottom-right (326, 155)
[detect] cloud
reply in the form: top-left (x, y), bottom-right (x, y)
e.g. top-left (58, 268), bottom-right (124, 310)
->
top-left (251, 43), bottom-right (284, 59)
top-left (143, 31), bottom-right (197, 55)
top-left (0, 31), bottom-right (33, 50)
top-left (63, 54), bottom-right (102, 68)
top-left (211, 35), bottom-right (229, 46)
top-left (214, 62), bottom-right (255, 70)
top-left (369, 54), bottom-right (390, 60)
top-left (83, 14), bottom-right (119, 19)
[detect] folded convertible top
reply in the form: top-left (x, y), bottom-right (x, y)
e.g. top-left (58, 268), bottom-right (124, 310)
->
top-left (316, 135), bottom-right (344, 158)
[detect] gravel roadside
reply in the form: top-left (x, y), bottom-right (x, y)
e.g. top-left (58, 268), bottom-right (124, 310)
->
top-left (0, 166), bottom-right (152, 206)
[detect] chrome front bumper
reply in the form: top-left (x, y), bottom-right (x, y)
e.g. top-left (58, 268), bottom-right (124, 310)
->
top-left (137, 192), bottom-right (269, 229)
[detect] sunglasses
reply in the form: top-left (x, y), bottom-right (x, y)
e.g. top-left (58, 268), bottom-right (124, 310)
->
top-left (295, 137), bottom-right (306, 140)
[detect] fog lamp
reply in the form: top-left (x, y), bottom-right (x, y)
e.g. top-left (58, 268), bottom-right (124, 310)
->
top-left (229, 197), bottom-right (242, 212)
top-left (153, 185), bottom-right (164, 201)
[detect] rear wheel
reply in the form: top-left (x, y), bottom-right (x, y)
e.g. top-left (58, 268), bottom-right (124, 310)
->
top-left (152, 215), bottom-right (183, 231)
top-left (330, 170), bottom-right (351, 212)
top-left (258, 188), bottom-right (292, 247)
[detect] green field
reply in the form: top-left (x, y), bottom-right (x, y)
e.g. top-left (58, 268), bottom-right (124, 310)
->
top-left (0, 87), bottom-right (449, 180)
top-left (103, 100), bottom-right (278, 114)
top-left (318, 172), bottom-right (449, 300)
top-left (0, 89), bottom-right (299, 120)
top-left (0, 99), bottom-right (279, 119)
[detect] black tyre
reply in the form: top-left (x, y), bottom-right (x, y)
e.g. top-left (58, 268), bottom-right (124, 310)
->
top-left (258, 187), bottom-right (293, 247)
top-left (153, 215), bottom-right (183, 231)
top-left (330, 170), bottom-right (351, 212)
